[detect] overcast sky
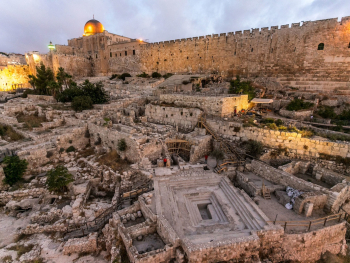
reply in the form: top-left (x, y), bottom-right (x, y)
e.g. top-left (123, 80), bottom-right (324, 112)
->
top-left (1, 0), bottom-right (349, 54)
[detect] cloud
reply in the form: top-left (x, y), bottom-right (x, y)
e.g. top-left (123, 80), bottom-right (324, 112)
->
top-left (0, 0), bottom-right (349, 53)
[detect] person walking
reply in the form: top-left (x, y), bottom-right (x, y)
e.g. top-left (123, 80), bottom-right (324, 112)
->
top-left (163, 158), bottom-right (167, 167)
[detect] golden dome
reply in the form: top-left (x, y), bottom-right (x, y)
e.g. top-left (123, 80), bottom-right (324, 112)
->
top-left (83, 19), bottom-right (104, 36)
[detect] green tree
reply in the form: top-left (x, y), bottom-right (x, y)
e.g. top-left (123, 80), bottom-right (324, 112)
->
top-left (286, 99), bottom-right (314, 111)
top-left (118, 139), bottom-right (127, 151)
top-left (151, 72), bottom-right (162, 78)
top-left (3, 156), bottom-right (28, 186)
top-left (28, 63), bottom-right (55, 95)
top-left (79, 80), bottom-right (109, 104)
top-left (118, 73), bottom-right (131, 81)
top-left (56, 67), bottom-right (72, 92)
top-left (229, 75), bottom-right (256, 100)
top-left (71, 96), bottom-right (93, 112)
top-left (46, 165), bottom-right (74, 192)
top-left (246, 140), bottom-right (264, 158)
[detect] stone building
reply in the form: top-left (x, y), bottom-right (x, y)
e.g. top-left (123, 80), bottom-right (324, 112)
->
top-left (24, 16), bottom-right (350, 95)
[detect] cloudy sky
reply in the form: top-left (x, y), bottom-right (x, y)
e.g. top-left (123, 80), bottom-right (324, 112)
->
top-left (1, 0), bottom-right (349, 54)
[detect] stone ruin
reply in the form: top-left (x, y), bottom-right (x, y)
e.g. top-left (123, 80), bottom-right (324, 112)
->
top-left (0, 73), bottom-right (350, 263)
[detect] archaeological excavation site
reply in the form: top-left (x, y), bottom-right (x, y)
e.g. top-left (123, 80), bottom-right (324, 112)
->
top-left (1, 13), bottom-right (350, 263)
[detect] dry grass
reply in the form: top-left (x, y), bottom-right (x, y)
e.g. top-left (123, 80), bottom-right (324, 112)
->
top-left (1, 255), bottom-right (12, 262)
top-left (16, 113), bottom-right (47, 130)
top-left (7, 244), bottom-right (34, 259)
top-left (97, 150), bottom-right (129, 172)
top-left (78, 147), bottom-right (95, 158)
top-left (0, 124), bottom-right (24, 141)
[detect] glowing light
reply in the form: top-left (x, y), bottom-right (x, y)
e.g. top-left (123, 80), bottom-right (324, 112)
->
top-left (138, 39), bottom-right (143, 42)
top-left (33, 54), bottom-right (39, 61)
top-left (48, 41), bottom-right (55, 50)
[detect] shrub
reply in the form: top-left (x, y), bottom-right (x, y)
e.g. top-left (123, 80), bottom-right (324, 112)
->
top-left (275, 119), bottom-right (284, 126)
top-left (300, 129), bottom-right (314, 138)
top-left (278, 125), bottom-right (287, 131)
top-left (245, 140), bottom-right (264, 157)
top-left (3, 156), bottom-right (28, 186)
top-left (46, 165), bottom-right (74, 192)
top-left (317, 106), bottom-right (336, 119)
top-left (66, 146), bottom-right (76, 153)
top-left (262, 118), bottom-right (275, 124)
top-left (0, 124), bottom-right (24, 141)
top-left (118, 73), bottom-right (131, 81)
top-left (286, 99), bottom-right (314, 111)
top-left (78, 80), bottom-right (109, 104)
top-left (56, 80), bottom-right (109, 104)
top-left (110, 74), bottom-right (119, 80)
top-left (151, 72), bottom-right (162, 78)
top-left (71, 96), bottom-right (93, 112)
top-left (210, 149), bottom-right (224, 161)
top-left (16, 113), bottom-right (47, 130)
top-left (137, 72), bottom-right (150, 78)
top-left (234, 127), bottom-right (241, 132)
top-left (267, 123), bottom-right (278, 130)
top-left (22, 89), bottom-right (36, 98)
top-left (118, 139), bottom-right (127, 151)
top-left (162, 73), bottom-right (173, 79)
top-left (229, 75), bottom-right (256, 100)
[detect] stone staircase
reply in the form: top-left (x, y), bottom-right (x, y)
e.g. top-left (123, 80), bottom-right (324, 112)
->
top-left (275, 74), bottom-right (350, 95)
top-left (219, 178), bottom-right (266, 230)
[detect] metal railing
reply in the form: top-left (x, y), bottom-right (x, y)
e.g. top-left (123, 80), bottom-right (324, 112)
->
top-left (269, 213), bottom-right (344, 232)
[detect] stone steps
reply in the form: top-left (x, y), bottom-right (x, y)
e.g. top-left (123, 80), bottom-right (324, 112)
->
top-left (219, 179), bottom-right (262, 230)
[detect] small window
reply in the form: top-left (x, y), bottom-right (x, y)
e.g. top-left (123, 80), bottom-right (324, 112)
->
top-left (271, 48), bottom-right (273, 53)
top-left (251, 48), bottom-right (253, 52)
top-left (294, 47), bottom-right (296, 52)
top-left (110, 52), bottom-right (112, 57)
top-left (115, 53), bottom-right (117, 57)
top-left (133, 50), bottom-right (135, 55)
top-left (120, 53), bottom-right (122, 56)
top-left (348, 42), bottom-right (350, 48)
top-left (234, 51), bottom-right (236, 55)
top-left (318, 43), bottom-right (324, 50)
top-left (187, 56), bottom-right (189, 59)
top-left (125, 51), bottom-right (127, 56)
top-left (96, 54), bottom-right (98, 58)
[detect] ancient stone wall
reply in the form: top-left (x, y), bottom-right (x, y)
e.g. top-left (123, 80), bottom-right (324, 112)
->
top-left (0, 65), bottom-right (30, 91)
top-left (139, 17), bottom-right (350, 81)
top-left (0, 188), bottom-right (48, 205)
top-left (313, 165), bottom-right (347, 186)
top-left (145, 104), bottom-right (202, 130)
top-left (159, 94), bottom-right (248, 116)
top-left (279, 108), bottom-right (314, 120)
top-left (207, 119), bottom-right (350, 158)
top-left (279, 222), bottom-right (346, 262)
top-left (250, 160), bottom-right (329, 192)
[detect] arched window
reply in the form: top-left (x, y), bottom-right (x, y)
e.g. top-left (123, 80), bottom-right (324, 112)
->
top-left (318, 43), bottom-right (324, 50)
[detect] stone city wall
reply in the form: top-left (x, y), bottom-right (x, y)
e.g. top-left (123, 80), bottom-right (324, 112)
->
top-left (0, 65), bottom-right (30, 91)
top-left (139, 17), bottom-right (350, 82)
